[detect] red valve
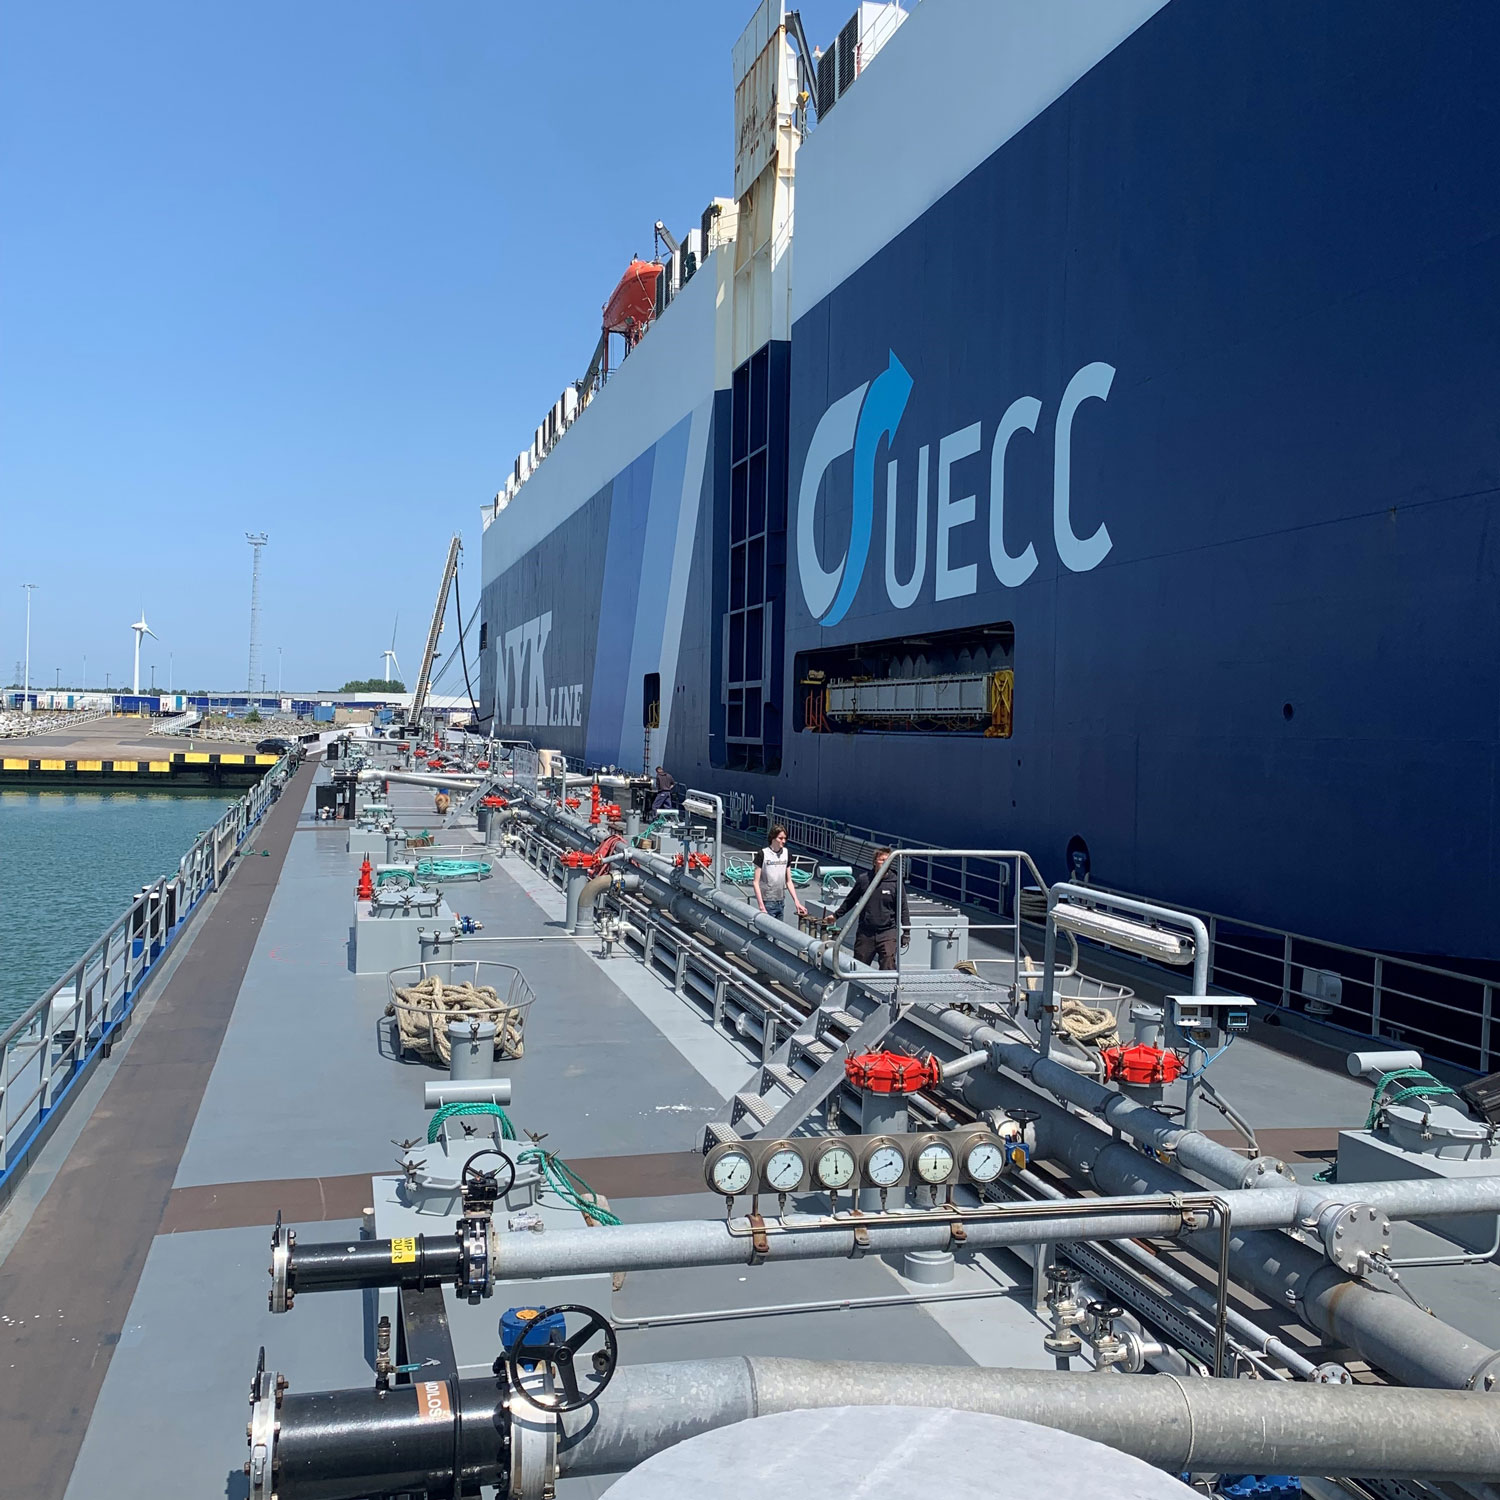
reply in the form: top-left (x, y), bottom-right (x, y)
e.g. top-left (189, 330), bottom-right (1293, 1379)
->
top-left (355, 858), bottom-right (374, 901)
top-left (562, 834), bottom-right (624, 877)
top-left (415, 748), bottom-right (428, 759)
top-left (398, 742), bottom-right (410, 752)
top-left (565, 797), bottom-right (581, 810)
top-left (481, 795), bottom-right (509, 809)
top-left (674, 851), bottom-right (713, 870)
top-left (844, 1051), bottom-right (940, 1095)
top-left (1101, 1044), bottom-right (1185, 1087)
top-left (476, 760), bottom-right (490, 770)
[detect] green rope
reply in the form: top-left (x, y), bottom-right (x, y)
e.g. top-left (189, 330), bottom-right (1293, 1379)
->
top-left (415, 857), bottom-right (492, 879)
top-left (1363, 1068), bottom-right (1457, 1131)
top-left (518, 1147), bottom-right (621, 1226)
top-left (427, 1101), bottom-right (515, 1143)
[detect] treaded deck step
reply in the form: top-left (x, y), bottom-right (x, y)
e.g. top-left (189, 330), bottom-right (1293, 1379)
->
top-left (795, 1037), bottom-right (833, 1065)
top-left (762, 1063), bottom-right (802, 1096)
top-left (703, 1121), bottom-right (743, 1148)
top-left (732, 1090), bottom-right (777, 1126)
top-left (819, 1008), bottom-right (861, 1036)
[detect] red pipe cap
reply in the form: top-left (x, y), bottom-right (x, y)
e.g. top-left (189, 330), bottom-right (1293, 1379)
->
top-left (844, 1051), bottom-right (940, 1095)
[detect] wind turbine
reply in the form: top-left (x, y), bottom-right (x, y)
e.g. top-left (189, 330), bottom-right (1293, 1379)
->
top-left (382, 615), bottom-right (402, 684)
top-left (131, 612), bottom-right (157, 695)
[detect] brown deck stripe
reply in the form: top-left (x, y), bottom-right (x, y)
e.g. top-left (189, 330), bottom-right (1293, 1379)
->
top-left (0, 761), bottom-right (314, 1500)
top-left (1203, 1126), bottom-right (1348, 1160)
top-left (158, 1151), bottom-right (709, 1234)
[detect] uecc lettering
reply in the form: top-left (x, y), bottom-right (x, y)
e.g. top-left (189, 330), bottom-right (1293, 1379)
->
top-left (796, 354), bottom-right (1116, 625)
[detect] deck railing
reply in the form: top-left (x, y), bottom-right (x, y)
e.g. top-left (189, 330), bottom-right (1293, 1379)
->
top-left (0, 753), bottom-right (296, 1198)
top-left (761, 800), bottom-right (1495, 1077)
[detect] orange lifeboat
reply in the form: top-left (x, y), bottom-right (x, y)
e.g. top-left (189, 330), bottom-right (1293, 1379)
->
top-left (602, 259), bottom-right (662, 339)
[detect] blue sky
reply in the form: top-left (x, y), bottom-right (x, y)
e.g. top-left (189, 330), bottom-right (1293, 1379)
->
top-left (0, 0), bottom-right (855, 694)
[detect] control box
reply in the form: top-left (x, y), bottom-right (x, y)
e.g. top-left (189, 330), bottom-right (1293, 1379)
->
top-left (1165, 995), bottom-right (1255, 1039)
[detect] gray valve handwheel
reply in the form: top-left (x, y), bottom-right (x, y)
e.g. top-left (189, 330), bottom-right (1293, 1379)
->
top-left (505, 1303), bottom-right (618, 1413)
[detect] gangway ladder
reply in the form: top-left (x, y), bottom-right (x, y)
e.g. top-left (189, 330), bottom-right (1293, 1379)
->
top-left (702, 988), bottom-right (904, 1150)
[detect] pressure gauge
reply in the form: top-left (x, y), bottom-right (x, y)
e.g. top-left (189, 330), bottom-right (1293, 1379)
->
top-left (761, 1143), bottom-right (806, 1193)
top-left (705, 1144), bottom-right (754, 1197)
top-left (812, 1141), bottom-right (857, 1191)
top-left (860, 1136), bottom-right (908, 1188)
top-left (913, 1135), bottom-right (956, 1185)
top-left (961, 1132), bottom-right (1007, 1185)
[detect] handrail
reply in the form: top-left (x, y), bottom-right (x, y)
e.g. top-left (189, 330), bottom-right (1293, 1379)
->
top-left (761, 800), bottom-right (1496, 1076)
top-left (0, 753), bottom-right (297, 1195)
top-left (825, 847), bottom-right (1076, 1000)
top-left (1085, 881), bottom-right (1496, 1076)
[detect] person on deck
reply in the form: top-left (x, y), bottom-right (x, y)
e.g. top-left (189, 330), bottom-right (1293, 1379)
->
top-left (650, 765), bottom-right (676, 813)
top-left (753, 824), bottom-right (806, 926)
top-left (833, 847), bottom-right (909, 970)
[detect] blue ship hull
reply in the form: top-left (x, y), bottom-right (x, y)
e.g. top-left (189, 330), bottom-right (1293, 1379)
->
top-left (481, 1), bottom-right (1500, 966)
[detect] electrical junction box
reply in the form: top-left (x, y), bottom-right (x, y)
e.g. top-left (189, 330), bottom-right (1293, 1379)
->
top-left (1166, 995), bottom-right (1255, 1037)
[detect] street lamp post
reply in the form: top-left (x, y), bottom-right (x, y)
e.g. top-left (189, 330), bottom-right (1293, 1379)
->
top-left (21, 583), bottom-right (36, 713)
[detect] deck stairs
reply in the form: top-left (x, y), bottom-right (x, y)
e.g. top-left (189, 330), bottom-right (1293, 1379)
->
top-left (701, 985), bottom-right (904, 1151)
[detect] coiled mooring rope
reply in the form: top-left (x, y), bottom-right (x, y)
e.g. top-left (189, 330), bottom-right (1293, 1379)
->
top-left (1055, 999), bottom-right (1120, 1050)
top-left (387, 974), bottom-right (526, 1066)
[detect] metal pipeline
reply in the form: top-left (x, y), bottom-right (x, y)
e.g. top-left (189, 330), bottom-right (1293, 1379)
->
top-left (926, 1005), bottom-right (1293, 1190)
top-left (960, 1069), bottom-right (1500, 1391)
top-left (622, 857), bottom-right (848, 1007)
top-left (284, 1236), bottom-right (461, 1300)
top-left (559, 1358), bottom-right (1500, 1479)
top-left (357, 768), bottom-right (484, 790)
top-left (257, 1359), bottom-right (1500, 1495)
top-left (616, 892), bottom-right (809, 1031)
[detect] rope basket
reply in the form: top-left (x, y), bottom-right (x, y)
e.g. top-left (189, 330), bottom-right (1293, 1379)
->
top-left (386, 960), bottom-right (536, 1067)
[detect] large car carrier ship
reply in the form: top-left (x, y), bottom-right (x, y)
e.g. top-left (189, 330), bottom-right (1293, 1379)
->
top-left (9, 6), bottom-right (1500, 1500)
top-left (478, 0), bottom-right (1500, 979)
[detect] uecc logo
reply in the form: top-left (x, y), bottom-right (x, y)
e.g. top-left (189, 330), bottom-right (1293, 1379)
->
top-left (795, 351), bottom-right (1118, 626)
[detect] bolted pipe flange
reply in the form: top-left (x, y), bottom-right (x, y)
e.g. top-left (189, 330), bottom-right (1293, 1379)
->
top-left (246, 1349), bottom-right (281, 1500)
top-left (268, 1212), bottom-right (294, 1315)
top-left (1311, 1361), bottom-right (1353, 1384)
top-left (1317, 1201), bottom-right (1391, 1276)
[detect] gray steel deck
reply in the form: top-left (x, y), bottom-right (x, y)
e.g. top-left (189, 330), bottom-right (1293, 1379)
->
top-left (2, 757), bottom-right (1498, 1498)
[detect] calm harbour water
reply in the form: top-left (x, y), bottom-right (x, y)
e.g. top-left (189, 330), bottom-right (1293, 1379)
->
top-left (0, 789), bottom-right (234, 1031)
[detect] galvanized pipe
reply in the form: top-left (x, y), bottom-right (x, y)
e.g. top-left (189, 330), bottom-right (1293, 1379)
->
top-left (616, 892), bottom-right (808, 1030)
top-left (356, 768), bottom-right (484, 789)
top-left (961, 1070), bottom-right (1500, 1391)
top-left (928, 1005), bottom-right (1292, 1188)
top-left (556, 1358), bottom-right (1500, 1480)
top-left (1013, 1168), bottom-right (1320, 1379)
top-left (490, 1196), bottom-right (1283, 1287)
top-left (624, 861), bottom-right (847, 1007)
